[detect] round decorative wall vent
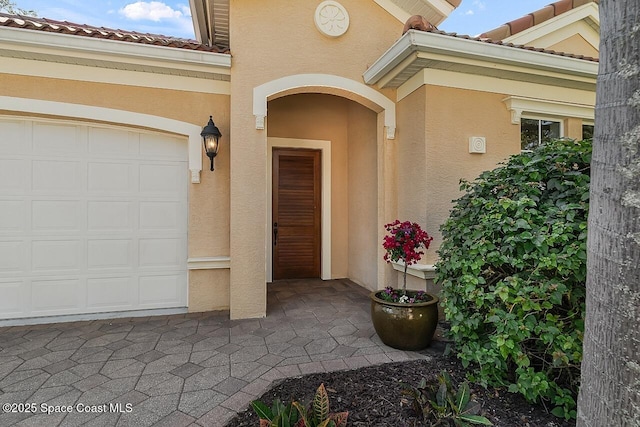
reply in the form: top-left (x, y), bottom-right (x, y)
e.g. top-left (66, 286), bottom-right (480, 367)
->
top-left (314, 1), bottom-right (350, 38)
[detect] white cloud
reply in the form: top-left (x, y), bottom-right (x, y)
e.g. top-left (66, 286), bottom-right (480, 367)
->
top-left (465, 9), bottom-right (474, 15)
top-left (120, 1), bottom-right (184, 22)
top-left (473, 0), bottom-right (486, 10)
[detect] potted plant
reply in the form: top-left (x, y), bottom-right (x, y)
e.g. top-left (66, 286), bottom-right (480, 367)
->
top-left (370, 220), bottom-right (439, 350)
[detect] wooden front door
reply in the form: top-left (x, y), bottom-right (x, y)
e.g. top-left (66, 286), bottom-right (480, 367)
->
top-left (273, 149), bottom-right (321, 279)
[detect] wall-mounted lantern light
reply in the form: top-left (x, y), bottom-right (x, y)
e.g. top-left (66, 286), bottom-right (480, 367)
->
top-left (201, 115), bottom-right (222, 171)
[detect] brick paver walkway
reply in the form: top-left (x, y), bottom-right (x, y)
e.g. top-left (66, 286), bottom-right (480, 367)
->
top-left (0, 279), bottom-right (430, 426)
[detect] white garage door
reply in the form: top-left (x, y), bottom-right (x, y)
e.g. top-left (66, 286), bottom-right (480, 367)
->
top-left (0, 118), bottom-right (188, 320)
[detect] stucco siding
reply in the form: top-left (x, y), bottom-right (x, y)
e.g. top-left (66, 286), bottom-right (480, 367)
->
top-left (347, 102), bottom-right (378, 290)
top-left (423, 85), bottom-right (520, 263)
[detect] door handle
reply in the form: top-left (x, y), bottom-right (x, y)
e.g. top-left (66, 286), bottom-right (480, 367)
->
top-left (273, 222), bottom-right (278, 246)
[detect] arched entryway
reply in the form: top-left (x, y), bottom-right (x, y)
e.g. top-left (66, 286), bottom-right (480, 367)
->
top-left (229, 74), bottom-right (396, 319)
top-left (266, 93), bottom-right (380, 291)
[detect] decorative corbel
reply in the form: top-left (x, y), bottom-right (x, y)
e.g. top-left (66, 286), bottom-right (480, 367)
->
top-left (386, 126), bottom-right (396, 140)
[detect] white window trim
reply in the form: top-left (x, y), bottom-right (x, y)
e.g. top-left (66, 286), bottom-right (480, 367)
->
top-left (504, 96), bottom-right (594, 125)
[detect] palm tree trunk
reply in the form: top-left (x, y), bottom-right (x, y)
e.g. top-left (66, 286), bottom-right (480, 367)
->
top-left (576, 0), bottom-right (640, 425)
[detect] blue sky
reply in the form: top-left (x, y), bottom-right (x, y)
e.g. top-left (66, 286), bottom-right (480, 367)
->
top-left (6, 0), bottom-right (555, 40)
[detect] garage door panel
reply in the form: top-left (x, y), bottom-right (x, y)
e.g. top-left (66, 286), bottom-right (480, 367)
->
top-left (87, 277), bottom-right (135, 309)
top-left (32, 160), bottom-right (81, 193)
top-left (31, 240), bottom-right (81, 272)
top-left (139, 238), bottom-right (183, 268)
top-left (87, 239), bottom-right (133, 270)
top-left (33, 123), bottom-right (81, 155)
top-left (0, 281), bottom-right (23, 316)
top-left (88, 127), bottom-right (137, 158)
top-left (140, 201), bottom-right (182, 230)
top-left (0, 201), bottom-right (26, 232)
top-left (0, 241), bottom-right (24, 273)
top-left (0, 120), bottom-right (26, 154)
top-left (31, 278), bottom-right (81, 313)
top-left (88, 201), bottom-right (133, 231)
top-left (139, 274), bottom-right (184, 306)
top-left (140, 134), bottom-right (185, 160)
top-left (140, 164), bottom-right (184, 194)
top-left (32, 200), bottom-right (82, 231)
top-left (88, 162), bottom-right (135, 194)
top-left (0, 159), bottom-right (27, 193)
top-left (1, 117), bottom-right (188, 320)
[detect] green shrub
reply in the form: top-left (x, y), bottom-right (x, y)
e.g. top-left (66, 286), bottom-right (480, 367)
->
top-left (251, 383), bottom-right (348, 427)
top-left (401, 371), bottom-right (493, 426)
top-left (435, 139), bottom-right (591, 419)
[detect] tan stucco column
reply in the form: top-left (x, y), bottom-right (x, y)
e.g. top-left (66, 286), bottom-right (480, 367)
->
top-left (229, 93), bottom-right (267, 320)
top-left (377, 112), bottom-right (398, 291)
top-left (565, 117), bottom-right (584, 140)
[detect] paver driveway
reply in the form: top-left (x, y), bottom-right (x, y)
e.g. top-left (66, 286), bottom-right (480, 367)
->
top-left (0, 279), bottom-right (430, 426)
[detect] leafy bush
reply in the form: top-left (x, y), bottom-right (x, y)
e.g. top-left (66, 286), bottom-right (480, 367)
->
top-left (402, 371), bottom-right (493, 426)
top-left (435, 139), bottom-right (591, 419)
top-left (251, 383), bottom-right (348, 427)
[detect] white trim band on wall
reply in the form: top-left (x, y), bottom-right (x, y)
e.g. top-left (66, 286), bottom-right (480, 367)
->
top-left (503, 96), bottom-right (595, 124)
top-left (187, 257), bottom-right (231, 269)
top-left (391, 261), bottom-right (436, 280)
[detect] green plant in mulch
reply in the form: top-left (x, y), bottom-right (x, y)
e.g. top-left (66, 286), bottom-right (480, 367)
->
top-left (251, 383), bottom-right (348, 427)
top-left (402, 371), bottom-right (493, 426)
top-left (435, 139), bottom-right (591, 420)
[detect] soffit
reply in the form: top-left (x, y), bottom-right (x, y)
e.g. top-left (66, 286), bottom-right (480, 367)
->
top-left (194, 0), bottom-right (229, 50)
top-left (373, 0), bottom-right (460, 26)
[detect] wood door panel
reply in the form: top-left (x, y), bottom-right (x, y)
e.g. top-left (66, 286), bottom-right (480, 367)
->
top-left (273, 149), bottom-right (321, 279)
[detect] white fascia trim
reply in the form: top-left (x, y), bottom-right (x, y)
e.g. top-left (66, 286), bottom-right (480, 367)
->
top-left (504, 3), bottom-right (599, 47)
top-left (503, 96), bottom-right (595, 125)
top-left (188, 256), bottom-right (231, 269)
top-left (391, 261), bottom-right (436, 280)
top-left (253, 74), bottom-right (396, 139)
top-left (363, 30), bottom-right (598, 86)
top-left (0, 26), bottom-right (230, 73)
top-left (0, 96), bottom-right (204, 183)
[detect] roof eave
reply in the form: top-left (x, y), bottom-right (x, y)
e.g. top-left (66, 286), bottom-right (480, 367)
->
top-left (363, 30), bottom-right (598, 88)
top-left (0, 25), bottom-right (231, 74)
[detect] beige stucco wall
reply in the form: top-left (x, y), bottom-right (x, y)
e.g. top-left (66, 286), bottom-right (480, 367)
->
top-left (547, 33), bottom-right (599, 59)
top-left (0, 73), bottom-right (232, 312)
top-left (228, 0), bottom-right (401, 318)
top-left (189, 269), bottom-right (230, 312)
top-left (402, 85), bottom-right (520, 264)
top-left (347, 102), bottom-right (378, 290)
top-left (396, 86), bottom-right (428, 230)
top-left (565, 117), bottom-right (585, 140)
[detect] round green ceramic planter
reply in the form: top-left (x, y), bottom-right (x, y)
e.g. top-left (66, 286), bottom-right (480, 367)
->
top-left (370, 291), bottom-right (439, 351)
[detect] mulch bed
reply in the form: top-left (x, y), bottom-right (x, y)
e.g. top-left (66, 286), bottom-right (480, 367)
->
top-left (226, 344), bottom-right (574, 427)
